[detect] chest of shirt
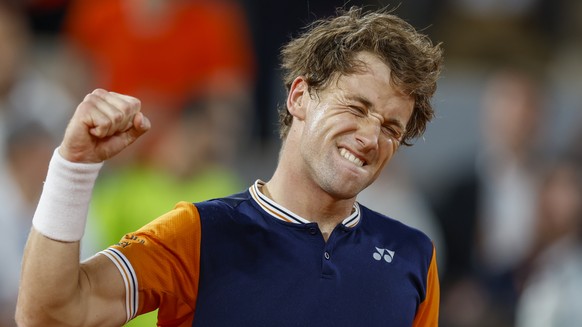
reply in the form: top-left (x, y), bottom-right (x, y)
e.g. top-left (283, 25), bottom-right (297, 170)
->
top-left (192, 206), bottom-right (425, 327)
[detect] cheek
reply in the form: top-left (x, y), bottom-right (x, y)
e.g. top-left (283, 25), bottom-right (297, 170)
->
top-left (380, 138), bottom-right (399, 158)
top-left (307, 111), bottom-right (350, 140)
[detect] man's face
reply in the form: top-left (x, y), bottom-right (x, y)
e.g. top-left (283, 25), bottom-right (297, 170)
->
top-left (297, 52), bottom-right (414, 200)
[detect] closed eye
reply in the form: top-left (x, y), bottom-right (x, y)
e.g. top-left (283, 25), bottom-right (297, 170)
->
top-left (382, 124), bottom-right (403, 140)
top-left (349, 105), bottom-right (366, 117)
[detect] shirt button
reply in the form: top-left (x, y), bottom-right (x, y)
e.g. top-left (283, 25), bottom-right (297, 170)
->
top-left (324, 252), bottom-right (330, 260)
top-left (309, 227), bottom-right (317, 235)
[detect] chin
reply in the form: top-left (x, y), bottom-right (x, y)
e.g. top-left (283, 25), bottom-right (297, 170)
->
top-left (311, 161), bottom-right (371, 199)
top-left (322, 180), bottom-right (365, 200)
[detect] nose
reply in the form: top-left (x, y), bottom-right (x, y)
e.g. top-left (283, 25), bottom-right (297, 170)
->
top-left (355, 116), bottom-right (380, 151)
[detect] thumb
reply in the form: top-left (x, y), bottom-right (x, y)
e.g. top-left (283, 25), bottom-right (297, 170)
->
top-left (134, 112), bottom-right (151, 133)
top-left (123, 112), bottom-right (151, 146)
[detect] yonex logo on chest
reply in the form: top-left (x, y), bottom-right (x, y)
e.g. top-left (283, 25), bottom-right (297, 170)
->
top-left (373, 247), bottom-right (395, 263)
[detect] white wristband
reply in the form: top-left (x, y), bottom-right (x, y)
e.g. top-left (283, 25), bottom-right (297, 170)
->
top-left (32, 148), bottom-right (104, 242)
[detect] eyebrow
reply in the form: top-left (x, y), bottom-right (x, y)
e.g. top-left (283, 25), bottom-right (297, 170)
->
top-left (345, 94), bottom-right (406, 131)
top-left (347, 94), bottom-right (374, 109)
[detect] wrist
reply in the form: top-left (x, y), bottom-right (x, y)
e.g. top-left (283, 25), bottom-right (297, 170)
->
top-left (32, 147), bottom-right (104, 242)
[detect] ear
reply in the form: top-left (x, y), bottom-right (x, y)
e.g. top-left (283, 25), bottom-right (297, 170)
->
top-left (286, 76), bottom-right (308, 120)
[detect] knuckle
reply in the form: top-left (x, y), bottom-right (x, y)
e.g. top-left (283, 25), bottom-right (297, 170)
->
top-left (129, 97), bottom-right (141, 109)
top-left (76, 100), bottom-right (95, 114)
top-left (92, 88), bottom-right (107, 95)
top-left (119, 102), bottom-right (134, 115)
top-left (119, 93), bottom-right (140, 106)
top-left (95, 114), bottom-right (112, 127)
top-left (83, 93), bottom-right (98, 103)
top-left (97, 123), bottom-right (113, 137)
top-left (110, 110), bottom-right (125, 124)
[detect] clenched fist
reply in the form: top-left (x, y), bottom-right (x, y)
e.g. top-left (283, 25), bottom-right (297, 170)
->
top-left (59, 89), bottom-right (151, 163)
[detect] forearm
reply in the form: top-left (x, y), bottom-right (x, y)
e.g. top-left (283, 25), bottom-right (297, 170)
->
top-left (16, 149), bottom-right (102, 326)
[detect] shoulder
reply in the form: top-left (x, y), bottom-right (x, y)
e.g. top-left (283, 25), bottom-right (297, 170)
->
top-left (193, 190), bottom-right (265, 226)
top-left (358, 204), bottom-right (434, 259)
top-left (195, 190), bottom-right (251, 213)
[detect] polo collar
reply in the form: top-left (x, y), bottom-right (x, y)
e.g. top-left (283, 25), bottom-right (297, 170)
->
top-left (249, 180), bottom-right (360, 228)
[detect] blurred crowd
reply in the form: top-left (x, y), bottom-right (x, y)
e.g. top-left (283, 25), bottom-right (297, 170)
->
top-left (1, 0), bottom-right (582, 326)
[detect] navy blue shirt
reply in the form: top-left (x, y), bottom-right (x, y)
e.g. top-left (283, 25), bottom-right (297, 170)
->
top-left (192, 181), bottom-right (437, 326)
top-left (103, 181), bottom-right (439, 326)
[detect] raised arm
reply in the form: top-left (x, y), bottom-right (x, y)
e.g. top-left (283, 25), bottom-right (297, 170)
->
top-left (15, 89), bottom-right (151, 327)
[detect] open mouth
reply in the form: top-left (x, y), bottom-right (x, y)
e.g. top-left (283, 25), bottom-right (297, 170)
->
top-left (339, 148), bottom-right (365, 167)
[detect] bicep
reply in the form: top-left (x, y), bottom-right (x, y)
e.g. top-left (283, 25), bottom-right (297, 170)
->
top-left (79, 254), bottom-right (128, 327)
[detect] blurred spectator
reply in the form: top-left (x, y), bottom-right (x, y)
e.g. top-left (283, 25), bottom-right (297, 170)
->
top-left (548, 0), bottom-right (582, 51)
top-left (434, 0), bottom-right (561, 71)
top-left (0, 122), bottom-right (58, 327)
top-left (0, 2), bottom-right (73, 141)
top-left (0, 3), bottom-right (80, 326)
top-left (476, 69), bottom-right (547, 276)
top-left (0, 1), bottom-right (73, 231)
top-left (515, 156), bottom-right (582, 327)
top-left (563, 111), bottom-right (582, 166)
top-left (62, 0), bottom-right (256, 165)
top-left (433, 68), bottom-right (549, 327)
top-left (24, 0), bottom-right (71, 35)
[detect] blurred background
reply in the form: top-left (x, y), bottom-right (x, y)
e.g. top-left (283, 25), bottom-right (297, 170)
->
top-left (1, 0), bottom-right (582, 326)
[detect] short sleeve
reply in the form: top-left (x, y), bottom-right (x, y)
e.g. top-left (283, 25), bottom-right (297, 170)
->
top-left (100, 201), bottom-right (201, 326)
top-left (412, 245), bottom-right (440, 327)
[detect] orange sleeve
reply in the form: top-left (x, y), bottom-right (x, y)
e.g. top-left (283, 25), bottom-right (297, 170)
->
top-left (412, 245), bottom-right (440, 327)
top-left (109, 201), bottom-right (201, 326)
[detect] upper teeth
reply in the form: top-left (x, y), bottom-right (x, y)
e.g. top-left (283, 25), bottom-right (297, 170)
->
top-left (340, 148), bottom-right (364, 167)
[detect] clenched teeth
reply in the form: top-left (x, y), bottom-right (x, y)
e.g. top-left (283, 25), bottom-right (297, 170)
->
top-left (340, 148), bottom-right (364, 167)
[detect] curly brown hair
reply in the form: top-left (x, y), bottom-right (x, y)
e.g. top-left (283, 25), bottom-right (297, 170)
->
top-left (278, 6), bottom-right (443, 146)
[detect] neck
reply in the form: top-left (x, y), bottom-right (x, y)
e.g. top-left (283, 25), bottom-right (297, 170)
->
top-left (263, 144), bottom-right (356, 238)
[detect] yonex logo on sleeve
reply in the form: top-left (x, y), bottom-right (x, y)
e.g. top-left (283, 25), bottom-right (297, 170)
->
top-left (373, 247), bottom-right (395, 263)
